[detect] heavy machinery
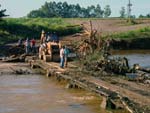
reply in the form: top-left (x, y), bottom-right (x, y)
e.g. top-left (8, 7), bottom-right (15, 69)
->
top-left (39, 42), bottom-right (61, 62)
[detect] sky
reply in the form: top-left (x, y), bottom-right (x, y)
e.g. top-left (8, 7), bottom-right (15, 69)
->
top-left (0, 0), bottom-right (150, 18)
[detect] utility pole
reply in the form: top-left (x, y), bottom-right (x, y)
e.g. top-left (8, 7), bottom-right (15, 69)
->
top-left (127, 0), bottom-right (132, 20)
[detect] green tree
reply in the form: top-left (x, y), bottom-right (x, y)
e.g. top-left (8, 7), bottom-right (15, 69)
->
top-left (27, 10), bottom-right (45, 18)
top-left (27, 2), bottom-right (107, 18)
top-left (0, 5), bottom-right (8, 19)
top-left (104, 5), bottom-right (111, 18)
top-left (75, 4), bottom-right (81, 17)
top-left (95, 4), bottom-right (103, 18)
top-left (87, 5), bottom-right (96, 17)
top-left (139, 14), bottom-right (144, 18)
top-left (146, 13), bottom-right (150, 18)
top-left (120, 7), bottom-right (125, 18)
top-left (138, 13), bottom-right (150, 18)
top-left (41, 2), bottom-right (58, 17)
top-left (56, 2), bottom-right (63, 17)
top-left (81, 7), bottom-right (90, 18)
top-left (61, 2), bottom-right (69, 18)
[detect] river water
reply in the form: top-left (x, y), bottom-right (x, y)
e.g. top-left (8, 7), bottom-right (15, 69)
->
top-left (111, 50), bottom-right (150, 68)
top-left (2, 49), bottom-right (149, 113)
top-left (0, 74), bottom-right (100, 113)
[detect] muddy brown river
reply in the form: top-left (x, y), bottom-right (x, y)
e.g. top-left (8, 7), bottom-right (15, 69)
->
top-left (0, 75), bottom-right (96, 113)
top-left (0, 63), bottom-right (107, 113)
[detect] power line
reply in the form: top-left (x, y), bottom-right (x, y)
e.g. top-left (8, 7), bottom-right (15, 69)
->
top-left (127, 0), bottom-right (132, 18)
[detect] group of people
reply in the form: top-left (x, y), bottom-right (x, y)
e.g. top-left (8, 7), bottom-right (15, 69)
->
top-left (60, 45), bottom-right (70, 68)
top-left (18, 38), bottom-right (36, 55)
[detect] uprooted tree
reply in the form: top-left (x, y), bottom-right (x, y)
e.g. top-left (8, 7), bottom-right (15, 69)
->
top-left (77, 21), bottom-right (109, 59)
top-left (75, 21), bottom-right (131, 76)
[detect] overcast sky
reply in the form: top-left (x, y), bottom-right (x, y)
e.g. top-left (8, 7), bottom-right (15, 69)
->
top-left (0, 0), bottom-right (150, 18)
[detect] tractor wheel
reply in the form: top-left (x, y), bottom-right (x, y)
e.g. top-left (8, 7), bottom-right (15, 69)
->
top-left (43, 54), bottom-right (52, 62)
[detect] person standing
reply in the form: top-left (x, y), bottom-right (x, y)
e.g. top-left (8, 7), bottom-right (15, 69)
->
top-left (40, 30), bottom-right (46, 44)
top-left (64, 46), bottom-right (69, 68)
top-left (46, 32), bottom-right (52, 42)
top-left (60, 46), bottom-right (65, 68)
top-left (18, 38), bottom-right (23, 47)
top-left (25, 38), bottom-right (30, 54)
top-left (31, 38), bottom-right (36, 54)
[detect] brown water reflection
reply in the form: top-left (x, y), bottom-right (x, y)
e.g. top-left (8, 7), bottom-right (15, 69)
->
top-left (0, 75), bottom-right (98, 113)
top-left (111, 50), bottom-right (150, 68)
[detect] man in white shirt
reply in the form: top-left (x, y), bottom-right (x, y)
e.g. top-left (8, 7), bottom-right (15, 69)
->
top-left (25, 38), bottom-right (30, 54)
top-left (60, 46), bottom-right (65, 68)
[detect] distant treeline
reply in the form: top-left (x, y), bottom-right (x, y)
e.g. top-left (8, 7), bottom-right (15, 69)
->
top-left (139, 14), bottom-right (150, 18)
top-left (27, 1), bottom-right (111, 18)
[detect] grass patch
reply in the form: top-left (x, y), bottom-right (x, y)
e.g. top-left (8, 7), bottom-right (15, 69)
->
top-left (104, 27), bottom-right (150, 40)
top-left (86, 51), bottom-right (104, 62)
top-left (0, 18), bottom-right (82, 45)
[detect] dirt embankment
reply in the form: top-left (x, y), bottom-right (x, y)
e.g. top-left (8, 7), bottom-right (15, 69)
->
top-left (0, 44), bottom-right (24, 57)
top-left (66, 19), bottom-right (150, 34)
top-left (110, 38), bottom-right (150, 49)
top-left (66, 19), bottom-right (150, 49)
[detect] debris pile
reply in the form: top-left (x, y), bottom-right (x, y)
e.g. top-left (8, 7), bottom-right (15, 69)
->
top-left (75, 21), bottom-right (150, 85)
top-left (83, 56), bottom-right (150, 84)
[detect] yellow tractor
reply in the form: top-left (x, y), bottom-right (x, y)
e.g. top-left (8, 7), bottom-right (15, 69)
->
top-left (39, 42), bottom-right (61, 62)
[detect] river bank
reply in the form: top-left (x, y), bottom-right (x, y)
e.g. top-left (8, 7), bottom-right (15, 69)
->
top-left (110, 38), bottom-right (150, 49)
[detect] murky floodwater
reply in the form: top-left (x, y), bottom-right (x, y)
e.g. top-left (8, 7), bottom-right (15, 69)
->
top-left (111, 50), bottom-right (150, 68)
top-left (0, 74), bottom-right (97, 113)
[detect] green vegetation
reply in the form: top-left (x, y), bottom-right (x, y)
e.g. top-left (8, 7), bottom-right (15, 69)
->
top-left (0, 4), bottom-right (8, 19)
top-left (104, 5), bottom-right (111, 18)
top-left (0, 18), bottom-right (82, 45)
top-left (120, 7), bottom-right (126, 18)
top-left (104, 27), bottom-right (150, 40)
top-left (85, 51), bottom-right (104, 62)
top-left (27, 1), bottom-right (109, 18)
top-left (139, 13), bottom-right (150, 18)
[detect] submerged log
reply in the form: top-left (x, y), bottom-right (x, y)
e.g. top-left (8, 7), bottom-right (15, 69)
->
top-left (2, 54), bottom-right (27, 62)
top-left (9, 67), bottom-right (30, 75)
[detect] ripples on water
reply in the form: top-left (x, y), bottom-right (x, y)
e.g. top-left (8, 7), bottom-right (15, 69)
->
top-left (0, 75), bottom-right (95, 113)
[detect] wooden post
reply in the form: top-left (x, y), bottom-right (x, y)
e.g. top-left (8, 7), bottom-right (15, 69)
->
top-left (100, 96), bottom-right (107, 109)
top-left (46, 69), bottom-right (51, 77)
